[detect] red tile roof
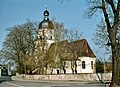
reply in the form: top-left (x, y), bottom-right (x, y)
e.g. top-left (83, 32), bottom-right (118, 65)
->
top-left (45, 39), bottom-right (95, 61)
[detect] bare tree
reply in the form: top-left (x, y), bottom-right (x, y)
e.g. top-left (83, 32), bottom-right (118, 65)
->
top-left (52, 18), bottom-right (65, 42)
top-left (65, 29), bottom-right (84, 73)
top-left (65, 28), bottom-right (84, 42)
top-left (45, 28), bottom-right (84, 74)
top-left (85, 0), bottom-right (120, 86)
top-left (0, 20), bottom-right (36, 74)
top-left (43, 20), bottom-right (65, 74)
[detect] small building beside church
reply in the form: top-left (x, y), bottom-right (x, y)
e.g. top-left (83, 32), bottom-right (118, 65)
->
top-left (35, 8), bottom-right (96, 74)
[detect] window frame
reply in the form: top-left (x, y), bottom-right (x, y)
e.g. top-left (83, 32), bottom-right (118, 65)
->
top-left (82, 61), bottom-right (85, 69)
top-left (91, 61), bottom-right (94, 69)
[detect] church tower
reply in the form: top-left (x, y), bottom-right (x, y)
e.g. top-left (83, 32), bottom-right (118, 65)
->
top-left (34, 8), bottom-right (55, 74)
top-left (37, 7), bottom-right (55, 48)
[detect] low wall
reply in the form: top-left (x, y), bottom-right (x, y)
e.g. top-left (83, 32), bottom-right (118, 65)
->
top-left (19, 73), bottom-right (112, 81)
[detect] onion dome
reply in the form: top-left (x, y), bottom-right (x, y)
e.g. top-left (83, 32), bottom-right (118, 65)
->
top-left (43, 10), bottom-right (49, 16)
top-left (39, 8), bottom-right (54, 29)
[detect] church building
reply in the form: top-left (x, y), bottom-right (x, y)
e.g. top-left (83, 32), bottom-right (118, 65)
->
top-left (35, 8), bottom-right (96, 74)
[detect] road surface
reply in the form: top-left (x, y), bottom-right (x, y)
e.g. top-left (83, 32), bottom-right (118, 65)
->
top-left (0, 80), bottom-right (105, 87)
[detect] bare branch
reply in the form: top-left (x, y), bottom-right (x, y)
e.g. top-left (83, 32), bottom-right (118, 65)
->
top-left (101, 0), bottom-right (112, 36)
top-left (106, 0), bottom-right (116, 15)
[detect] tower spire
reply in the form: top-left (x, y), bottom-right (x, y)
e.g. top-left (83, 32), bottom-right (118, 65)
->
top-left (43, 5), bottom-right (49, 20)
top-left (39, 7), bottom-right (54, 29)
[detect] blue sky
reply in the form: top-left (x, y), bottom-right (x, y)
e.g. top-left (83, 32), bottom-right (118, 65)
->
top-left (0, 0), bottom-right (107, 58)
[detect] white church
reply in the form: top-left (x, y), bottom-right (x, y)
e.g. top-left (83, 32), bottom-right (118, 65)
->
top-left (35, 8), bottom-right (96, 74)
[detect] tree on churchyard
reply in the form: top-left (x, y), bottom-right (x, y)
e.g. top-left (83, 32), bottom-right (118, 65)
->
top-left (0, 20), bottom-right (37, 74)
top-left (85, 0), bottom-right (120, 86)
top-left (96, 59), bottom-right (104, 73)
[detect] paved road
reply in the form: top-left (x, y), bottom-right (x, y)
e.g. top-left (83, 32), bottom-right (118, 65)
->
top-left (0, 80), bottom-right (105, 87)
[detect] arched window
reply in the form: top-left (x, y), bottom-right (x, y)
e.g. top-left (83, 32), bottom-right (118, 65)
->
top-left (91, 61), bottom-right (93, 69)
top-left (48, 36), bottom-right (52, 40)
top-left (50, 36), bottom-right (52, 39)
top-left (82, 61), bottom-right (85, 69)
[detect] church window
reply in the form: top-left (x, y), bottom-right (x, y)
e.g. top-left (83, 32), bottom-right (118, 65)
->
top-left (63, 61), bottom-right (66, 66)
top-left (48, 36), bottom-right (52, 40)
top-left (40, 36), bottom-right (42, 40)
top-left (82, 61), bottom-right (85, 69)
top-left (50, 36), bottom-right (52, 39)
top-left (91, 61), bottom-right (94, 69)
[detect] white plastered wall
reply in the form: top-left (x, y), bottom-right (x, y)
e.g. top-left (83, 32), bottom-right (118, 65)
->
top-left (77, 57), bottom-right (96, 73)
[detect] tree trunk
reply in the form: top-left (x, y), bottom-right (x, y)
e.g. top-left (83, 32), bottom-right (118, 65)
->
top-left (111, 44), bottom-right (120, 86)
